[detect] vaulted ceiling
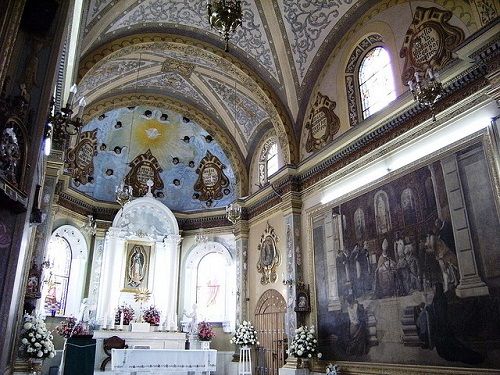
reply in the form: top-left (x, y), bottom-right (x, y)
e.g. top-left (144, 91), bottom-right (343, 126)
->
top-left (72, 0), bottom-right (376, 209)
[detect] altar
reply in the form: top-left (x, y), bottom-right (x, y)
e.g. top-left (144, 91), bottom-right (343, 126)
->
top-left (94, 331), bottom-right (186, 370)
top-left (111, 348), bottom-right (217, 374)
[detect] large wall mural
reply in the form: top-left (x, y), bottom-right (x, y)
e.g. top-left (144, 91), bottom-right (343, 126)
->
top-left (313, 142), bottom-right (500, 369)
top-left (71, 105), bottom-right (237, 212)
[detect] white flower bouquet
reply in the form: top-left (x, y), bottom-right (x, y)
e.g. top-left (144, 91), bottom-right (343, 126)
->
top-left (230, 320), bottom-right (259, 346)
top-left (18, 313), bottom-right (56, 359)
top-left (287, 325), bottom-right (322, 359)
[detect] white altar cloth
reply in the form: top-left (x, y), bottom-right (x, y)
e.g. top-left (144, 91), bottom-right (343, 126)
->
top-left (111, 349), bottom-right (217, 374)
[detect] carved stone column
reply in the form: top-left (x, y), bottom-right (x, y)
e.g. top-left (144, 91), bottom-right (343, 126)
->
top-left (232, 220), bottom-right (249, 362)
top-left (31, 151), bottom-right (64, 265)
top-left (440, 155), bottom-right (489, 297)
top-left (281, 192), bottom-right (303, 337)
top-left (86, 227), bottom-right (108, 319)
top-left (234, 220), bottom-right (249, 324)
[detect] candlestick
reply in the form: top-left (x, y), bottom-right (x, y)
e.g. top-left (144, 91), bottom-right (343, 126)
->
top-left (119, 312), bottom-right (124, 330)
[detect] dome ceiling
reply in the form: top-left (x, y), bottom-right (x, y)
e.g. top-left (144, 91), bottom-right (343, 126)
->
top-left (71, 105), bottom-right (237, 212)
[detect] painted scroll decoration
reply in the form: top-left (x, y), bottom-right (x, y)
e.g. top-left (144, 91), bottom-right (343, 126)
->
top-left (400, 6), bottom-right (464, 85)
top-left (305, 93), bottom-right (340, 152)
top-left (66, 129), bottom-right (98, 185)
top-left (257, 222), bottom-right (280, 285)
top-left (193, 150), bottom-right (230, 206)
top-left (125, 149), bottom-right (164, 197)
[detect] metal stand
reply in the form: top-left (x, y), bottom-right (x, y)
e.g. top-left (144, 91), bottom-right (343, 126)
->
top-left (239, 345), bottom-right (251, 375)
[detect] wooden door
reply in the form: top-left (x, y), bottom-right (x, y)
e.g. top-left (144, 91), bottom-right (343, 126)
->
top-left (254, 289), bottom-right (287, 375)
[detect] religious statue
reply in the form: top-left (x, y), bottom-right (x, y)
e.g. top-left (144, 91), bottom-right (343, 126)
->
top-left (128, 245), bottom-right (145, 287)
top-left (183, 304), bottom-right (198, 335)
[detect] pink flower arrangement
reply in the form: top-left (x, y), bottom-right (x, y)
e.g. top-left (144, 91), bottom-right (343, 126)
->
top-left (143, 306), bottom-right (160, 325)
top-left (115, 305), bottom-right (135, 325)
top-left (198, 321), bottom-right (215, 341)
top-left (56, 316), bottom-right (85, 338)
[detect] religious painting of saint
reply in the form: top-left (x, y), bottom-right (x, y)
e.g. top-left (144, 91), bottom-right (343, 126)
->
top-left (123, 243), bottom-right (151, 291)
top-left (312, 141), bottom-right (500, 370)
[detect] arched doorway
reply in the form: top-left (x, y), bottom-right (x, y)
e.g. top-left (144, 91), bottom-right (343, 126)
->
top-left (254, 289), bottom-right (287, 375)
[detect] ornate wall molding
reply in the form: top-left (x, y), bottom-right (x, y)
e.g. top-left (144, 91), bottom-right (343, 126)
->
top-left (256, 222), bottom-right (280, 285)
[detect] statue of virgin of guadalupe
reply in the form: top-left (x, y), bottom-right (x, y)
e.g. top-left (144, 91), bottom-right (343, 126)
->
top-left (128, 245), bottom-right (145, 287)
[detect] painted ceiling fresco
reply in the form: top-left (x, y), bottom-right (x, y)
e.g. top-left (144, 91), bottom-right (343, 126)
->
top-left (82, 0), bottom-right (362, 104)
top-left (72, 105), bottom-right (237, 212)
top-left (77, 42), bottom-right (273, 157)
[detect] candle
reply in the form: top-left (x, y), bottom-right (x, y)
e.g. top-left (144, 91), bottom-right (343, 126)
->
top-left (102, 318), bottom-right (107, 330)
top-left (427, 68), bottom-right (434, 80)
top-left (109, 314), bottom-right (115, 330)
top-left (408, 80), bottom-right (414, 91)
top-left (414, 71), bottom-right (420, 82)
top-left (119, 312), bottom-right (124, 330)
top-left (173, 313), bottom-right (178, 331)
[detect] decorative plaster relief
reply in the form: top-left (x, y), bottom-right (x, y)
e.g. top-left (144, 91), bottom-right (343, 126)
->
top-left (99, 0), bottom-right (278, 79)
top-left (205, 77), bottom-right (269, 140)
top-left (280, 0), bottom-right (357, 83)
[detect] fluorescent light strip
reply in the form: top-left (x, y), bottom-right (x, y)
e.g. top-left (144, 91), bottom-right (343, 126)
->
top-left (321, 103), bottom-right (496, 205)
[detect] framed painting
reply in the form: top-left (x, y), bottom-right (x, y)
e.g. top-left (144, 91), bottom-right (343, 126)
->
top-left (310, 135), bottom-right (500, 372)
top-left (122, 242), bottom-right (151, 292)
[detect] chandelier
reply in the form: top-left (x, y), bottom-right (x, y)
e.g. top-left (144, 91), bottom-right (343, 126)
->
top-left (48, 84), bottom-right (87, 139)
top-left (226, 201), bottom-right (241, 224)
top-left (408, 68), bottom-right (443, 121)
top-left (207, 0), bottom-right (242, 51)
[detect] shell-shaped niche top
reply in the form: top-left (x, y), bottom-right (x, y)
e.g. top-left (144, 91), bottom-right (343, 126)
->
top-left (111, 196), bottom-right (179, 241)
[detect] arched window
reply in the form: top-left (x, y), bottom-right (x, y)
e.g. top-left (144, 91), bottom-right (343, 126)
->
top-left (358, 47), bottom-right (396, 119)
top-left (266, 142), bottom-right (279, 177)
top-left (258, 137), bottom-right (279, 186)
top-left (183, 241), bottom-right (236, 324)
top-left (40, 225), bottom-right (88, 317)
top-left (41, 236), bottom-right (71, 315)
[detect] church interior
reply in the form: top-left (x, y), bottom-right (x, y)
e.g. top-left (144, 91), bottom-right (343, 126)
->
top-left (0, 0), bottom-right (499, 374)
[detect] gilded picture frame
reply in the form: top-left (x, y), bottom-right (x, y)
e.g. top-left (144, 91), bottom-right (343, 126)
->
top-left (122, 242), bottom-right (151, 292)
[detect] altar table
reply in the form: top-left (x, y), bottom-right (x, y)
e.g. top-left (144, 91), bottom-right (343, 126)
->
top-left (111, 348), bottom-right (217, 374)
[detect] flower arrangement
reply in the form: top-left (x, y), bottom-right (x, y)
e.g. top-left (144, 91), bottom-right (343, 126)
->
top-left (326, 363), bottom-right (341, 375)
top-left (198, 321), bottom-right (216, 341)
top-left (56, 316), bottom-right (85, 338)
top-left (230, 320), bottom-right (259, 346)
top-left (288, 325), bottom-right (322, 359)
top-left (115, 305), bottom-right (135, 325)
top-left (142, 306), bottom-right (160, 325)
top-left (18, 313), bottom-right (56, 359)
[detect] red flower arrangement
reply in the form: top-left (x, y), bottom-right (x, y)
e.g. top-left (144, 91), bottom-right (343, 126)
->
top-left (143, 306), bottom-right (160, 325)
top-left (115, 305), bottom-right (135, 325)
top-left (198, 321), bottom-right (215, 341)
top-left (56, 316), bottom-right (85, 338)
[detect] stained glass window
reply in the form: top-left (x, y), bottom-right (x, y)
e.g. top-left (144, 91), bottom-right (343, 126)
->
top-left (266, 142), bottom-right (278, 177)
top-left (41, 236), bottom-right (72, 316)
top-left (359, 47), bottom-right (396, 119)
top-left (196, 252), bottom-right (227, 321)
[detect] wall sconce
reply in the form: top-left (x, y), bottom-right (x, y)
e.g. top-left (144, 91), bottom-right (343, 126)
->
top-left (282, 272), bottom-right (305, 288)
top-left (48, 84), bottom-right (87, 139)
top-left (226, 201), bottom-right (242, 224)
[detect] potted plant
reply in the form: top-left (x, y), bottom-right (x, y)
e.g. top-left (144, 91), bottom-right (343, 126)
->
top-left (198, 321), bottom-right (215, 349)
top-left (142, 306), bottom-right (160, 326)
top-left (18, 313), bottom-right (56, 373)
top-left (56, 316), bottom-right (86, 338)
top-left (287, 325), bottom-right (322, 368)
top-left (115, 305), bottom-right (135, 326)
